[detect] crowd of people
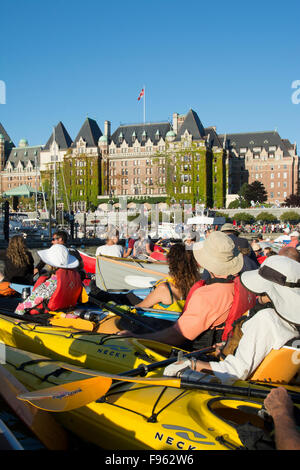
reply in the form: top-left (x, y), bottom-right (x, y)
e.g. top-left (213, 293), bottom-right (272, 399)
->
top-left (0, 223), bottom-right (300, 449)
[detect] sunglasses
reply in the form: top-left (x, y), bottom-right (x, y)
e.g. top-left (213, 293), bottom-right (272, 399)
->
top-left (52, 237), bottom-right (60, 241)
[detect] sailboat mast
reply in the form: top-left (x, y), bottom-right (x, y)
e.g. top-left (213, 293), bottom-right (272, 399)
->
top-left (53, 127), bottom-right (57, 221)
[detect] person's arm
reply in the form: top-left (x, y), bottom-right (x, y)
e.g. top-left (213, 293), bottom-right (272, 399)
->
top-left (135, 283), bottom-right (172, 309)
top-left (123, 247), bottom-right (133, 258)
top-left (264, 387), bottom-right (300, 450)
top-left (118, 324), bottom-right (186, 346)
top-left (146, 242), bottom-right (153, 255)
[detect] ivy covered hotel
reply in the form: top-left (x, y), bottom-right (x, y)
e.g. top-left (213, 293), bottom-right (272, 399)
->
top-left (0, 109), bottom-right (298, 210)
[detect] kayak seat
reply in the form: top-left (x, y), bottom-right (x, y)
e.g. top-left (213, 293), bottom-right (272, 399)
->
top-left (250, 346), bottom-right (300, 384)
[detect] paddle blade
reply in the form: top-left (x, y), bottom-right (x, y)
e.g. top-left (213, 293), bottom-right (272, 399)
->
top-left (17, 376), bottom-right (112, 412)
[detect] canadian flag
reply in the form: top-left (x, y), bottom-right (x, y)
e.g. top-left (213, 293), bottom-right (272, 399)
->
top-left (137, 88), bottom-right (144, 101)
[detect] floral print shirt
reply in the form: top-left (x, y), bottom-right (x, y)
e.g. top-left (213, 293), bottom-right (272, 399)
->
top-left (15, 274), bottom-right (58, 315)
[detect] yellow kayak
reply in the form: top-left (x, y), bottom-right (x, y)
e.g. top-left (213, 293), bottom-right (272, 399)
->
top-left (2, 345), bottom-right (282, 450)
top-left (0, 313), bottom-right (181, 374)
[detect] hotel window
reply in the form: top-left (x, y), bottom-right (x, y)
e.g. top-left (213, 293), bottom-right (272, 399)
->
top-left (278, 182), bottom-right (280, 187)
top-left (271, 173), bottom-right (274, 179)
top-left (283, 172), bottom-right (287, 179)
top-left (277, 173), bottom-right (280, 178)
top-left (283, 192), bottom-right (287, 198)
top-left (270, 182), bottom-right (274, 188)
top-left (270, 192), bottom-right (274, 198)
top-left (283, 182), bottom-right (287, 188)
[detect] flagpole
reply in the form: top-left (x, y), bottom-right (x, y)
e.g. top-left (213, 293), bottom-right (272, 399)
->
top-left (143, 85), bottom-right (146, 124)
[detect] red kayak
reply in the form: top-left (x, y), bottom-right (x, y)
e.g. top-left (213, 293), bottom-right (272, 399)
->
top-left (79, 250), bottom-right (96, 274)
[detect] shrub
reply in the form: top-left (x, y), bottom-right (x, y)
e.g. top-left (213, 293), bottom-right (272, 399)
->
top-left (255, 212), bottom-right (278, 223)
top-left (233, 212), bottom-right (255, 224)
top-left (280, 211), bottom-right (300, 223)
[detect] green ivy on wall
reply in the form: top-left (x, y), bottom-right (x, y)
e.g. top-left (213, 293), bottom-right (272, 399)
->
top-left (154, 140), bottom-right (226, 208)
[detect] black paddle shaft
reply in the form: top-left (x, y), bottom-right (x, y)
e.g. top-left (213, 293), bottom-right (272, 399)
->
top-left (120, 346), bottom-right (215, 377)
top-left (180, 370), bottom-right (300, 403)
top-left (89, 296), bottom-right (157, 332)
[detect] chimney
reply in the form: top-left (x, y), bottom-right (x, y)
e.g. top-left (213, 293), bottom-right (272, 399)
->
top-left (172, 113), bottom-right (178, 134)
top-left (104, 120), bottom-right (111, 138)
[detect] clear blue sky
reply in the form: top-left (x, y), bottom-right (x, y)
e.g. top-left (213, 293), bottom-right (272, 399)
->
top-left (1, 0), bottom-right (300, 148)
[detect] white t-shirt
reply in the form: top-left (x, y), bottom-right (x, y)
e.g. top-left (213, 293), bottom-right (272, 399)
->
top-left (210, 308), bottom-right (298, 383)
top-left (95, 244), bottom-right (124, 258)
top-left (274, 234), bottom-right (291, 243)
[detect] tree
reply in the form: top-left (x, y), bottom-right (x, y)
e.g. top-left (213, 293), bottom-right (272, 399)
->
top-left (214, 211), bottom-right (232, 222)
top-left (280, 211), bottom-right (300, 224)
top-left (256, 212), bottom-right (278, 223)
top-left (243, 181), bottom-right (268, 204)
top-left (228, 197), bottom-right (250, 209)
top-left (233, 212), bottom-right (255, 224)
top-left (283, 194), bottom-right (300, 208)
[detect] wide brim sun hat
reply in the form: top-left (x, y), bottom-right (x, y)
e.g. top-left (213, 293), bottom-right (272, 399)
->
top-left (220, 223), bottom-right (240, 233)
top-left (192, 231), bottom-right (243, 277)
top-left (241, 255), bottom-right (300, 325)
top-left (37, 244), bottom-right (79, 269)
top-left (290, 231), bottom-right (300, 238)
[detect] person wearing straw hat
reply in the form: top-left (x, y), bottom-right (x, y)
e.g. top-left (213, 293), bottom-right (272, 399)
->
top-left (220, 223), bottom-right (259, 268)
top-left (164, 255), bottom-right (300, 383)
top-left (119, 231), bottom-right (245, 349)
top-left (15, 244), bottom-right (82, 316)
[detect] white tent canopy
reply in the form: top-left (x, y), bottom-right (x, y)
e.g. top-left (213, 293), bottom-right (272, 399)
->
top-left (186, 216), bottom-right (226, 225)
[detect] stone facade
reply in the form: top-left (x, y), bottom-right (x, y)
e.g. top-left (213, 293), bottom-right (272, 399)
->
top-left (0, 137), bottom-right (42, 196)
top-left (0, 113), bottom-right (298, 209)
top-left (221, 132), bottom-right (299, 204)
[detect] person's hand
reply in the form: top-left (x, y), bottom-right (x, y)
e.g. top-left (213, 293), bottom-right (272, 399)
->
top-left (163, 359), bottom-right (192, 377)
top-left (116, 330), bottom-right (137, 337)
top-left (213, 342), bottom-right (225, 357)
top-left (264, 387), bottom-right (294, 420)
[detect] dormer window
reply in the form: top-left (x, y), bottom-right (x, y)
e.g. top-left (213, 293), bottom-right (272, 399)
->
top-left (119, 132), bottom-right (123, 144)
top-left (155, 130), bottom-right (160, 140)
top-left (142, 131), bottom-right (147, 142)
top-left (132, 132), bottom-right (136, 143)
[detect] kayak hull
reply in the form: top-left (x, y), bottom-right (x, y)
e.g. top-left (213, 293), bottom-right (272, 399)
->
top-left (2, 345), bottom-right (273, 450)
top-left (0, 313), bottom-right (178, 374)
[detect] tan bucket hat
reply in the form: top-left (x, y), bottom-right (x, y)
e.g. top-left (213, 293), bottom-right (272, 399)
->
top-left (192, 231), bottom-right (244, 276)
top-left (220, 223), bottom-right (239, 233)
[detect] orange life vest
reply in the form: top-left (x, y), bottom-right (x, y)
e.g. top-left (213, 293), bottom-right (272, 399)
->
top-left (182, 276), bottom-right (257, 342)
top-left (0, 281), bottom-right (19, 297)
top-left (29, 269), bottom-right (83, 315)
